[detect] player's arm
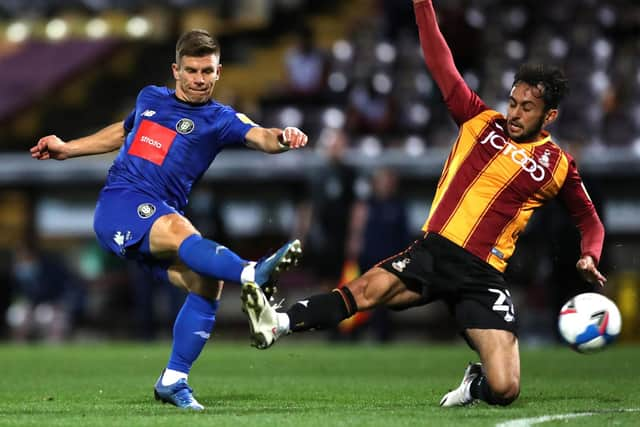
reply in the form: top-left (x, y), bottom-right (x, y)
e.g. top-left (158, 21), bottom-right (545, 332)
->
top-left (557, 157), bottom-right (606, 287)
top-left (244, 126), bottom-right (308, 154)
top-left (30, 121), bottom-right (126, 160)
top-left (413, 0), bottom-right (487, 124)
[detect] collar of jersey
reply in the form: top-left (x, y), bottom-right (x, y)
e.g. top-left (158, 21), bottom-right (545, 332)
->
top-left (517, 129), bottom-right (552, 147)
top-left (172, 92), bottom-right (212, 107)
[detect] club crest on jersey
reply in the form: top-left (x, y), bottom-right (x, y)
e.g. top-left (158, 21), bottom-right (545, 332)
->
top-left (539, 149), bottom-right (551, 168)
top-left (137, 203), bottom-right (156, 219)
top-left (176, 118), bottom-right (195, 134)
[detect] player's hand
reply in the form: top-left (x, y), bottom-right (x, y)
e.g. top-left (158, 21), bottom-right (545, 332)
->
top-left (30, 135), bottom-right (69, 160)
top-left (576, 255), bottom-right (607, 287)
top-left (280, 127), bottom-right (308, 150)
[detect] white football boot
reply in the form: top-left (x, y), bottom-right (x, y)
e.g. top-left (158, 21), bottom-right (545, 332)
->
top-left (241, 282), bottom-right (287, 349)
top-left (439, 362), bottom-right (483, 407)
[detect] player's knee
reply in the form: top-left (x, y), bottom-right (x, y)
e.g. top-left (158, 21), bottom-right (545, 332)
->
top-left (489, 377), bottom-right (520, 406)
top-left (353, 268), bottom-right (402, 310)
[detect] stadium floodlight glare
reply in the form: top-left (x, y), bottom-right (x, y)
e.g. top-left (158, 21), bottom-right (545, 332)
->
top-left (327, 72), bottom-right (348, 92)
top-left (278, 107), bottom-right (303, 129)
top-left (6, 21), bottom-right (30, 43)
top-left (462, 70), bottom-right (480, 91)
top-left (409, 103), bottom-right (430, 126)
top-left (322, 107), bottom-right (346, 129)
top-left (86, 18), bottom-right (109, 39)
top-left (375, 41), bottom-right (396, 64)
top-left (549, 37), bottom-right (568, 59)
top-left (405, 135), bottom-right (426, 157)
top-left (372, 72), bottom-right (392, 95)
top-left (359, 136), bottom-right (382, 158)
top-left (465, 7), bottom-right (486, 29)
top-left (46, 18), bottom-right (69, 40)
top-left (415, 72), bottom-right (433, 95)
top-left (506, 40), bottom-right (525, 60)
top-left (332, 39), bottom-right (353, 62)
top-left (590, 70), bottom-right (609, 95)
top-left (501, 69), bottom-right (516, 91)
top-left (126, 16), bottom-right (151, 38)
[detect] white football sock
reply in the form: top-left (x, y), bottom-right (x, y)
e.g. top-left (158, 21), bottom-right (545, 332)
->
top-left (240, 262), bottom-right (256, 284)
top-left (161, 369), bottom-right (188, 386)
top-left (276, 312), bottom-right (291, 335)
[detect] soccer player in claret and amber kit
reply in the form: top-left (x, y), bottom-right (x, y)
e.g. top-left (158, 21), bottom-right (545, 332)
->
top-left (241, 0), bottom-right (607, 408)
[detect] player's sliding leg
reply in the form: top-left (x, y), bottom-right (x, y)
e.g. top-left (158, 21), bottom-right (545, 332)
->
top-left (439, 363), bottom-right (483, 407)
top-left (441, 329), bottom-right (520, 407)
top-left (241, 267), bottom-right (420, 349)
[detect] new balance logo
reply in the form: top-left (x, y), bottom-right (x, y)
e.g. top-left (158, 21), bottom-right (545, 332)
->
top-left (392, 258), bottom-right (411, 273)
top-left (141, 109), bottom-right (156, 117)
top-left (193, 331), bottom-right (210, 339)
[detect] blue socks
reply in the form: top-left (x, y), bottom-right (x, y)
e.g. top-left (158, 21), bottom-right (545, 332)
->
top-left (178, 234), bottom-right (246, 283)
top-left (167, 293), bottom-right (219, 374)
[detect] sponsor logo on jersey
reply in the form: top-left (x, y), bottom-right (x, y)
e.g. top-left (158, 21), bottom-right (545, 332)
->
top-left (479, 129), bottom-right (546, 182)
top-left (127, 119), bottom-right (177, 166)
top-left (235, 113), bottom-right (258, 126)
top-left (392, 257), bottom-right (411, 273)
top-left (137, 203), bottom-right (156, 219)
top-left (141, 109), bottom-right (156, 117)
top-left (491, 247), bottom-right (505, 259)
top-left (176, 118), bottom-right (195, 134)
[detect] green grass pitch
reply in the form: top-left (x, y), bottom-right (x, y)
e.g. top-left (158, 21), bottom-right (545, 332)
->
top-left (0, 342), bottom-right (638, 426)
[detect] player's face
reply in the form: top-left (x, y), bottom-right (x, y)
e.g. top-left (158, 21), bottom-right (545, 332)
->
top-left (506, 82), bottom-right (557, 143)
top-left (172, 54), bottom-right (221, 104)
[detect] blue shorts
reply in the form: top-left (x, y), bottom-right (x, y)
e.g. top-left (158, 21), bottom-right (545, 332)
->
top-left (93, 187), bottom-right (181, 284)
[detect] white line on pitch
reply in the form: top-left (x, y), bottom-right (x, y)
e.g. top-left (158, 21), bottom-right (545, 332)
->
top-left (496, 408), bottom-right (640, 427)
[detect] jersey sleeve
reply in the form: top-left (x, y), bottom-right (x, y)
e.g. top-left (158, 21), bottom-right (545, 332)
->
top-left (413, 0), bottom-right (487, 126)
top-left (557, 154), bottom-right (605, 265)
top-left (123, 108), bottom-right (136, 132)
top-left (217, 107), bottom-right (258, 147)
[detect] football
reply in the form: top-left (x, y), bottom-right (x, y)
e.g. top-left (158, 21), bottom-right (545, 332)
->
top-left (558, 292), bottom-right (622, 353)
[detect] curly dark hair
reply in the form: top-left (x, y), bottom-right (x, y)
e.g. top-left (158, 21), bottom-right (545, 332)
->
top-left (513, 63), bottom-right (569, 110)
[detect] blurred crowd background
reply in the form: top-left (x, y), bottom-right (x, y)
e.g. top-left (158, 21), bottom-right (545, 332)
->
top-left (0, 0), bottom-right (639, 344)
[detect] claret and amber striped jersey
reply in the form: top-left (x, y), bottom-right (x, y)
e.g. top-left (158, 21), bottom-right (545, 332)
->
top-left (414, 0), bottom-right (604, 272)
top-left (423, 109), bottom-right (573, 271)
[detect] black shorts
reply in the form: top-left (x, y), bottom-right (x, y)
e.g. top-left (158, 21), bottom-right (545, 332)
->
top-left (378, 233), bottom-right (518, 336)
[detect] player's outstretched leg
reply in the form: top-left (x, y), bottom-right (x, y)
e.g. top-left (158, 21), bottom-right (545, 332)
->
top-left (153, 369), bottom-right (204, 411)
top-left (254, 239), bottom-right (302, 297)
top-left (440, 363), bottom-right (483, 407)
top-left (241, 282), bottom-right (288, 349)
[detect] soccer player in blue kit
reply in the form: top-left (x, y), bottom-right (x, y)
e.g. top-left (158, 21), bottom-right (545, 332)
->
top-left (30, 29), bottom-right (308, 410)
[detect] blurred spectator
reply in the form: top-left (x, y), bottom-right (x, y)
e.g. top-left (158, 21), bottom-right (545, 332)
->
top-left (6, 243), bottom-right (85, 342)
top-left (346, 76), bottom-right (396, 135)
top-left (283, 25), bottom-right (328, 99)
top-left (348, 168), bottom-right (410, 272)
top-left (293, 127), bottom-right (358, 291)
top-left (343, 167), bottom-right (410, 341)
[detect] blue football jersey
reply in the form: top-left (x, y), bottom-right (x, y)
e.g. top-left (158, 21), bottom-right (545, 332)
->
top-left (104, 85), bottom-right (256, 210)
